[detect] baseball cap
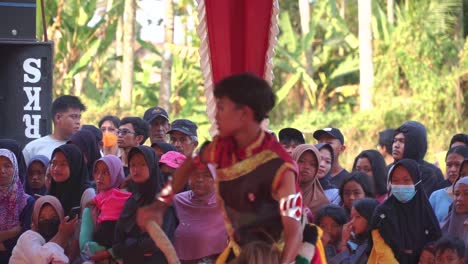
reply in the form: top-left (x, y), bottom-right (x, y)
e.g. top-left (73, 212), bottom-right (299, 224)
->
top-left (143, 107), bottom-right (169, 123)
top-left (313, 127), bottom-right (344, 144)
top-left (167, 119), bottom-right (198, 138)
top-left (159, 151), bottom-right (186, 169)
top-left (278, 128), bottom-right (305, 144)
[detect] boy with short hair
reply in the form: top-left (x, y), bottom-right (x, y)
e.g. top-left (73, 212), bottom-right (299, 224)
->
top-left (434, 236), bottom-right (465, 264)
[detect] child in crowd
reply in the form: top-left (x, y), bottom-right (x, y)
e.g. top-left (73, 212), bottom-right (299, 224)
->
top-left (352, 150), bottom-right (388, 202)
top-left (434, 236), bottom-right (465, 264)
top-left (159, 151), bottom-right (186, 182)
top-left (339, 172), bottom-right (375, 218)
top-left (330, 198), bottom-right (379, 264)
top-left (80, 155), bottom-right (130, 262)
top-left (25, 155), bottom-right (49, 197)
top-left (315, 204), bottom-right (348, 260)
top-left (418, 242), bottom-right (436, 264)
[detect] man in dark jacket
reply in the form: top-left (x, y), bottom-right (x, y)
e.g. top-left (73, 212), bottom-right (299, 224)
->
top-left (391, 121), bottom-right (445, 196)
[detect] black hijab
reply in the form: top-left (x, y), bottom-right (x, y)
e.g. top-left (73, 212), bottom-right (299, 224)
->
top-left (119, 146), bottom-right (164, 231)
top-left (352, 150), bottom-right (388, 196)
top-left (151, 142), bottom-right (177, 154)
top-left (315, 143), bottom-right (336, 190)
top-left (48, 144), bottom-right (91, 213)
top-left (0, 139), bottom-right (27, 185)
top-left (67, 130), bottom-right (102, 180)
top-left (370, 159), bottom-right (441, 264)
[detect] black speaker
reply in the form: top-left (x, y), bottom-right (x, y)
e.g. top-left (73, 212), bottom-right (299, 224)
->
top-left (0, 40), bottom-right (53, 147)
top-left (0, 0), bottom-right (36, 40)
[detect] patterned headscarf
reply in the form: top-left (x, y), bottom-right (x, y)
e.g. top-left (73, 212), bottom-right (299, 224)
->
top-left (0, 149), bottom-right (30, 230)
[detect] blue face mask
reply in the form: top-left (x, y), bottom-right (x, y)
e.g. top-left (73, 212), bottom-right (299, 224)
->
top-left (390, 184), bottom-right (416, 203)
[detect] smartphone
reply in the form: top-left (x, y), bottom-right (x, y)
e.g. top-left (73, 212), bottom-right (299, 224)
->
top-left (68, 206), bottom-right (81, 220)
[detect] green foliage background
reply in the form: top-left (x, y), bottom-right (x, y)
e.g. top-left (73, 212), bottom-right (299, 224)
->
top-left (40, 0), bottom-right (467, 170)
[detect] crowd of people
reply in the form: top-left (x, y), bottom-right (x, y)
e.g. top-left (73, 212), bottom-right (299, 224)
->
top-left (0, 73), bottom-right (467, 264)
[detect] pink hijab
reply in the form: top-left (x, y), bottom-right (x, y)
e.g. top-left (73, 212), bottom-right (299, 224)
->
top-left (0, 149), bottom-right (30, 230)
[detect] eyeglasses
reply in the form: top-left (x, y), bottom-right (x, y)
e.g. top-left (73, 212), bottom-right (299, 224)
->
top-left (117, 129), bottom-right (136, 136)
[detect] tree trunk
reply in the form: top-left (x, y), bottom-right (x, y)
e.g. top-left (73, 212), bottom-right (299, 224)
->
top-left (120, 0), bottom-right (135, 108)
top-left (159, 0), bottom-right (174, 112)
top-left (358, 0), bottom-right (374, 110)
top-left (298, 0), bottom-right (314, 110)
top-left (387, 0), bottom-right (394, 24)
top-left (340, 0), bottom-right (346, 19)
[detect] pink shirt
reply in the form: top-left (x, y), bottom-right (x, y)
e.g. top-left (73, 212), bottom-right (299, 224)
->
top-left (94, 188), bottom-right (131, 223)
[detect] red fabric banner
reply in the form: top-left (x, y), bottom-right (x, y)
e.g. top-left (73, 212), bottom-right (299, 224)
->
top-left (204, 0), bottom-right (273, 83)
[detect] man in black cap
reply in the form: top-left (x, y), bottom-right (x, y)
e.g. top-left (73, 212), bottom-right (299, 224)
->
top-left (168, 119), bottom-right (198, 157)
top-left (313, 127), bottom-right (350, 187)
top-left (143, 106), bottom-right (171, 144)
top-left (279, 127), bottom-right (305, 156)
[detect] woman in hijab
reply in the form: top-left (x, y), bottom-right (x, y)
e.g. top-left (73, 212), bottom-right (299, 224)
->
top-left (368, 159), bottom-right (441, 264)
top-left (80, 155), bottom-right (131, 262)
top-left (315, 143), bottom-right (340, 204)
top-left (10, 195), bottom-right (77, 263)
top-left (0, 139), bottom-right (27, 184)
top-left (67, 129), bottom-right (102, 180)
top-left (292, 144), bottom-right (330, 220)
top-left (330, 198), bottom-right (379, 264)
top-left (0, 149), bottom-right (35, 262)
top-left (151, 142), bottom-right (177, 158)
top-left (441, 176), bottom-right (468, 259)
top-left (430, 147), bottom-right (468, 222)
top-left (339, 172), bottom-right (375, 217)
top-left (352, 150), bottom-right (388, 202)
top-left (25, 155), bottom-right (49, 197)
top-left (48, 144), bottom-right (91, 214)
top-left (173, 159), bottom-right (228, 263)
top-left (113, 146), bottom-right (177, 264)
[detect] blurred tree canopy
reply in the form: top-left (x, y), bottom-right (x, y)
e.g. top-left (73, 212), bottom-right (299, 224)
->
top-left (38, 0), bottom-right (467, 168)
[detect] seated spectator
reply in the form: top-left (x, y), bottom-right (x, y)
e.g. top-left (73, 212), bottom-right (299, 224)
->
top-left (352, 150), bottom-right (388, 202)
top-left (315, 143), bottom-right (341, 204)
top-left (81, 125), bottom-right (103, 152)
top-left (98, 115), bottom-right (120, 156)
top-left (418, 242), bottom-right (436, 264)
top-left (48, 144), bottom-right (91, 214)
top-left (113, 146), bottom-right (177, 263)
top-left (278, 127), bottom-right (305, 156)
top-left (430, 147), bottom-right (468, 222)
top-left (434, 236), bottom-right (465, 264)
top-left (80, 155), bottom-right (130, 263)
top-left (391, 121), bottom-right (444, 196)
top-left (25, 155), bottom-right (49, 197)
top-left (10, 195), bottom-right (77, 264)
top-left (67, 129), bottom-right (102, 180)
top-left (449, 133), bottom-right (468, 149)
top-left (339, 172), bottom-right (375, 217)
top-left (143, 107), bottom-right (171, 144)
top-left (159, 151), bottom-right (186, 182)
top-left (173, 159), bottom-right (227, 263)
top-left (377, 128), bottom-right (395, 165)
top-left (313, 128), bottom-right (350, 187)
top-left (168, 119), bottom-right (199, 157)
top-left (0, 139), bottom-right (28, 184)
top-left (151, 142), bottom-right (177, 158)
top-left (236, 241), bottom-right (280, 264)
top-left (315, 205), bottom-right (348, 260)
top-left (22, 95), bottom-right (86, 164)
top-left (330, 198), bottom-right (379, 264)
top-left (292, 144), bottom-right (329, 218)
top-left (440, 177), bottom-right (468, 259)
top-left (0, 149), bottom-right (35, 262)
top-left (368, 159), bottom-right (441, 264)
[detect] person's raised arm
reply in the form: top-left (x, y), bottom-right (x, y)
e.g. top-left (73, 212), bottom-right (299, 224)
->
top-left (274, 170), bottom-right (303, 263)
